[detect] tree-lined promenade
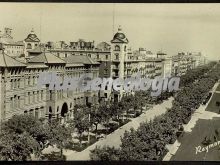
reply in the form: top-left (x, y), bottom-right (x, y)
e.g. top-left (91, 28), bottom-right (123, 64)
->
top-left (0, 61), bottom-right (219, 161)
top-left (89, 62), bottom-right (220, 160)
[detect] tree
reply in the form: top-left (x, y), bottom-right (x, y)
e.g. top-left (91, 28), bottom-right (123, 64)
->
top-left (89, 62), bottom-right (220, 161)
top-left (0, 131), bottom-right (40, 161)
top-left (2, 114), bottom-right (49, 151)
top-left (90, 146), bottom-right (120, 161)
top-left (46, 119), bottom-right (71, 158)
top-left (98, 104), bottom-right (112, 133)
top-left (0, 115), bottom-right (48, 160)
top-left (0, 114), bottom-right (49, 160)
top-left (72, 105), bottom-right (90, 146)
top-left (90, 107), bottom-right (102, 138)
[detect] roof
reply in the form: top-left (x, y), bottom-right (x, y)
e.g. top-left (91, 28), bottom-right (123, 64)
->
top-left (0, 38), bottom-right (24, 46)
top-left (96, 42), bottom-right (111, 51)
top-left (24, 30), bottom-right (40, 42)
top-left (26, 63), bottom-right (48, 69)
top-left (64, 55), bottom-right (100, 65)
top-left (28, 52), bottom-right (66, 64)
top-left (65, 63), bottom-right (85, 67)
top-left (0, 51), bottom-right (26, 67)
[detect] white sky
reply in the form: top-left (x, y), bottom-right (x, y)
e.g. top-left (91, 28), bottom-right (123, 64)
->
top-left (0, 3), bottom-right (220, 60)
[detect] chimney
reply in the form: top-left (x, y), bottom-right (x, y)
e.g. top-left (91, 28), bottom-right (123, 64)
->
top-left (4, 27), bottom-right (12, 36)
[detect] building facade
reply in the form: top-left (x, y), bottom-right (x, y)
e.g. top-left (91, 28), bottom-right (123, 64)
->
top-left (171, 52), bottom-right (207, 76)
top-left (0, 27), bottom-right (24, 58)
top-left (0, 48), bottom-right (100, 125)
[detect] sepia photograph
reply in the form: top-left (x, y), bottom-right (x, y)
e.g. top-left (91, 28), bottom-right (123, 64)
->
top-left (0, 2), bottom-right (220, 162)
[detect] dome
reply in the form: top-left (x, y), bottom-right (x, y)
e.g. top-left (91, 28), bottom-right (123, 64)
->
top-left (28, 33), bottom-right (38, 39)
top-left (24, 29), bottom-right (40, 42)
top-left (113, 32), bottom-right (126, 40)
top-left (111, 26), bottom-right (128, 43)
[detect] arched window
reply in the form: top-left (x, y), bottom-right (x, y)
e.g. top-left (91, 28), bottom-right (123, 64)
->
top-left (27, 43), bottom-right (32, 49)
top-left (49, 106), bottom-right (52, 113)
top-left (49, 106), bottom-right (52, 121)
top-left (115, 45), bottom-right (120, 51)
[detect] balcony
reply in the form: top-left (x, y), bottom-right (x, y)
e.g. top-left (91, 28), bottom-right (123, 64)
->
top-left (112, 74), bottom-right (119, 78)
top-left (112, 65), bottom-right (119, 70)
top-left (113, 58), bottom-right (120, 62)
top-left (125, 65), bottom-right (132, 69)
top-left (96, 58), bottom-right (102, 61)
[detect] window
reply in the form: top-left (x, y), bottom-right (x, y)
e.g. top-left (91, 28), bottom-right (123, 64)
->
top-left (28, 77), bottom-right (30, 85)
top-left (17, 79), bottom-right (20, 88)
top-left (27, 43), bottom-right (32, 49)
top-left (10, 97), bottom-right (13, 109)
top-left (88, 54), bottom-right (91, 58)
top-left (14, 79), bottom-right (17, 89)
top-left (35, 109), bottom-right (39, 119)
top-left (48, 107), bottom-right (52, 120)
top-left (104, 69), bottom-right (108, 75)
top-left (18, 96), bottom-right (20, 108)
top-left (14, 95), bottom-right (17, 108)
top-left (33, 76), bottom-right (35, 85)
top-left (115, 45), bottom-right (120, 51)
top-left (49, 90), bottom-right (52, 100)
top-left (97, 54), bottom-right (99, 59)
top-left (115, 53), bottom-right (119, 60)
top-left (28, 92), bottom-right (30, 104)
top-left (105, 55), bottom-right (108, 60)
top-left (41, 90), bottom-right (43, 100)
top-left (124, 46), bottom-right (126, 51)
top-left (10, 79), bottom-right (13, 89)
top-left (37, 91), bottom-right (39, 101)
top-left (33, 92), bottom-right (35, 102)
top-left (65, 53), bottom-right (67, 58)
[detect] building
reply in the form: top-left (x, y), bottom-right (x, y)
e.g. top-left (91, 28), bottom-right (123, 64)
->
top-left (24, 26), bottom-right (172, 102)
top-left (0, 47), bottom-right (100, 125)
top-left (23, 29), bottom-right (41, 58)
top-left (163, 57), bottom-right (172, 78)
top-left (171, 52), bottom-right (207, 76)
top-left (190, 52), bottom-right (207, 68)
top-left (0, 27), bottom-right (24, 58)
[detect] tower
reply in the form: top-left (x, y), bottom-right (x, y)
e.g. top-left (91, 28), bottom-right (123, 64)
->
top-left (110, 26), bottom-right (129, 102)
top-left (23, 29), bottom-right (41, 58)
top-left (110, 26), bottom-right (129, 79)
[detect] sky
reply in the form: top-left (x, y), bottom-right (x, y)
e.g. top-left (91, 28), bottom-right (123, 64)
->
top-left (0, 3), bottom-right (220, 60)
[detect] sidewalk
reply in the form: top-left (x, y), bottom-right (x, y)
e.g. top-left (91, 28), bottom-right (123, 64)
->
top-left (63, 97), bottom-right (174, 160)
top-left (163, 82), bottom-right (220, 161)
